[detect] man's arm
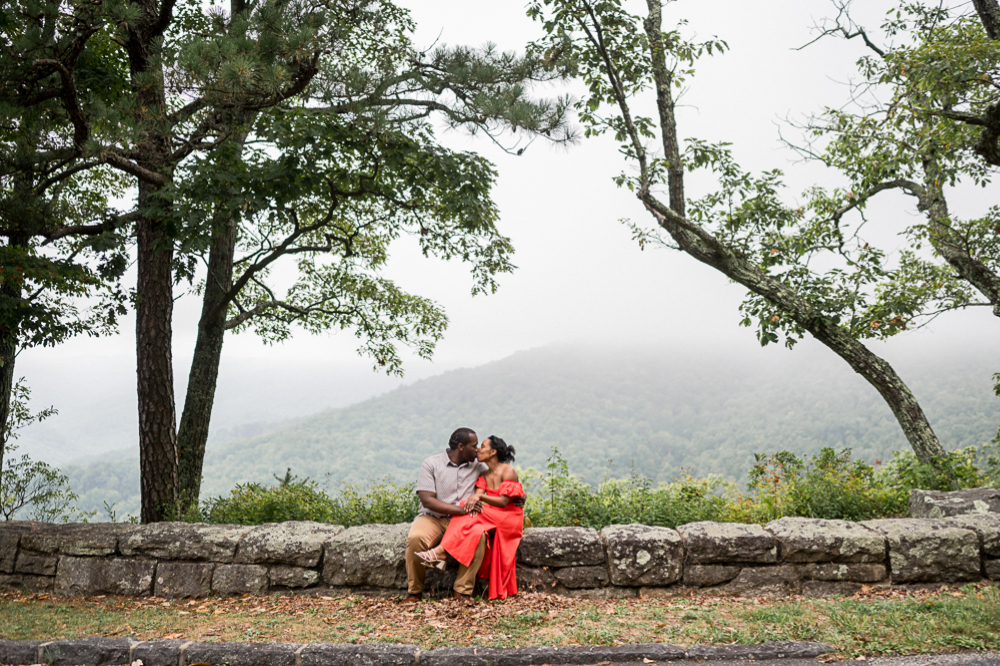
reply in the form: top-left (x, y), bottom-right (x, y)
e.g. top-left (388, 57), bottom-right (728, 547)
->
top-left (417, 491), bottom-right (472, 516)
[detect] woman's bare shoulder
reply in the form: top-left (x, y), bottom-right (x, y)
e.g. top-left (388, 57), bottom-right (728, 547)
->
top-left (501, 465), bottom-right (519, 482)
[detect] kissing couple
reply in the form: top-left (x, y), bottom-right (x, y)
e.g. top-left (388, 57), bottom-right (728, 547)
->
top-left (401, 427), bottom-right (525, 603)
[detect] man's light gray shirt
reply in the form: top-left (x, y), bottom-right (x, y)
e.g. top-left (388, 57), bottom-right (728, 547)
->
top-left (416, 451), bottom-right (488, 517)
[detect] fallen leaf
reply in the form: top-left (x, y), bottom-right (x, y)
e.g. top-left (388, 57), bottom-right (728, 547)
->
top-left (643, 659), bottom-right (655, 664)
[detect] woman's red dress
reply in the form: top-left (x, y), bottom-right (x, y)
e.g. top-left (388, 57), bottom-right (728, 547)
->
top-left (439, 477), bottom-right (525, 600)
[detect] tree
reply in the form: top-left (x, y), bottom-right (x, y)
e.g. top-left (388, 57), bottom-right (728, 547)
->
top-left (524, 0), bottom-right (983, 465)
top-left (2, 0), bottom-right (570, 521)
top-left (0, 8), bottom-right (130, 478)
top-left (790, 1), bottom-right (1000, 394)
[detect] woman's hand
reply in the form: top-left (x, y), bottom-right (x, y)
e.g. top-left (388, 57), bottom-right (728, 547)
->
top-left (460, 495), bottom-right (483, 514)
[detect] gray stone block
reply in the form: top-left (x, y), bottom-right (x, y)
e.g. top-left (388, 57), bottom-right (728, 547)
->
top-left (0, 639), bottom-right (43, 666)
top-left (0, 522), bottom-right (33, 573)
top-left (154, 562), bottom-right (214, 598)
top-left (39, 637), bottom-right (135, 665)
top-left (716, 565), bottom-right (800, 597)
top-left (212, 564), bottom-right (268, 596)
top-left (766, 517), bottom-right (885, 563)
top-left (986, 558), bottom-right (1000, 580)
top-left (516, 565), bottom-right (555, 591)
top-left (682, 564), bottom-right (741, 587)
top-left (796, 562), bottom-right (887, 582)
top-left (516, 527), bottom-right (605, 567)
top-left (910, 487), bottom-right (1000, 518)
top-left (553, 565), bottom-right (608, 589)
top-left (322, 524), bottom-right (408, 588)
top-left (944, 514), bottom-right (1000, 557)
top-left (0, 573), bottom-right (54, 593)
top-left (54, 557), bottom-right (155, 596)
top-left (119, 523), bottom-right (250, 562)
top-left (600, 523), bottom-right (683, 587)
top-left (182, 641), bottom-right (300, 666)
top-left (235, 522), bottom-right (343, 567)
top-left (684, 641), bottom-right (834, 660)
top-left (130, 639), bottom-right (187, 666)
top-left (269, 565), bottom-right (320, 588)
top-left (862, 519), bottom-right (981, 583)
top-left (299, 643), bottom-right (420, 666)
top-left (15, 550), bottom-right (58, 576)
top-left (419, 643), bottom-right (685, 666)
top-left (677, 521), bottom-right (778, 564)
top-left (20, 524), bottom-right (129, 557)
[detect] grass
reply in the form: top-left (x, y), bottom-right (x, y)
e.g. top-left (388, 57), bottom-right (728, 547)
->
top-left (2, 584), bottom-right (999, 659)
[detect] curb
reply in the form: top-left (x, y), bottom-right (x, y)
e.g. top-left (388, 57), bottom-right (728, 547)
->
top-left (0, 638), bottom-right (835, 665)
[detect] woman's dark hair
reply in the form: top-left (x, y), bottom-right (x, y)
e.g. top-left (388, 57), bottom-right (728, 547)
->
top-left (448, 427), bottom-right (476, 450)
top-left (487, 435), bottom-right (516, 464)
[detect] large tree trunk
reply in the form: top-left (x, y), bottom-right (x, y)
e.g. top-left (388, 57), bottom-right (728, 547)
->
top-left (176, 212), bottom-right (238, 510)
top-left (645, 194), bottom-right (950, 463)
top-left (135, 206), bottom-right (179, 523)
top-left (640, 0), bottom-right (948, 465)
top-left (127, 14), bottom-right (179, 523)
top-left (0, 283), bottom-right (17, 480)
top-left (0, 231), bottom-right (26, 482)
top-left (176, 97), bottom-right (253, 511)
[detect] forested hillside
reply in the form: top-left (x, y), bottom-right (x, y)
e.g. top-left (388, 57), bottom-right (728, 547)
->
top-left (64, 343), bottom-right (1000, 519)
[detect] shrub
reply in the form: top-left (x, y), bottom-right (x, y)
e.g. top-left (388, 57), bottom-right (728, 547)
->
top-left (192, 442), bottom-right (1000, 529)
top-left (523, 449), bottom-right (729, 529)
top-left (197, 470), bottom-right (418, 526)
top-left (1, 444), bottom-right (82, 522)
top-left (723, 448), bottom-right (908, 523)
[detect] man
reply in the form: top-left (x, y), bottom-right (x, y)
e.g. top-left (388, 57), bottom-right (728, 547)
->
top-left (401, 427), bottom-right (488, 602)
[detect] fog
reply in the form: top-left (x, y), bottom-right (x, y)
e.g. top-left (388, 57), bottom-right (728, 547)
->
top-left (13, 0), bottom-right (999, 465)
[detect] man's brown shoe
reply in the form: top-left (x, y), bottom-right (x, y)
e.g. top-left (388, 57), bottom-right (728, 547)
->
top-left (398, 594), bottom-right (422, 604)
top-left (452, 591), bottom-right (474, 602)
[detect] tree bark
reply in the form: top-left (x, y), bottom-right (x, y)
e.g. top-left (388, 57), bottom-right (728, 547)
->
top-left (176, 211), bottom-right (238, 510)
top-left (643, 0), bottom-right (684, 217)
top-left (0, 283), bottom-right (17, 481)
top-left (974, 0), bottom-right (1000, 39)
top-left (920, 153), bottom-right (1000, 318)
top-left (135, 205), bottom-right (179, 522)
top-left (126, 10), bottom-right (179, 523)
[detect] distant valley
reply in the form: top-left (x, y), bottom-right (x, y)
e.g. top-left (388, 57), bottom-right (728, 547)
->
top-left (63, 343), bottom-right (1000, 520)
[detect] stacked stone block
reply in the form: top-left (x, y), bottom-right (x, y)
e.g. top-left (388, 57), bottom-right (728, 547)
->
top-left (1, 514), bottom-right (998, 600)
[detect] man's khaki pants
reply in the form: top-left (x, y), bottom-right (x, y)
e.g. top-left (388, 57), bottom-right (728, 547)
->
top-left (406, 515), bottom-right (487, 596)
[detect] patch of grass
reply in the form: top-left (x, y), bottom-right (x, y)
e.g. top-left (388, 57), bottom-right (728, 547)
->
top-left (2, 585), bottom-right (999, 658)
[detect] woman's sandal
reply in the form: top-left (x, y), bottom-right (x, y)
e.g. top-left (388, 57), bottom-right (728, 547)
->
top-left (415, 549), bottom-right (447, 571)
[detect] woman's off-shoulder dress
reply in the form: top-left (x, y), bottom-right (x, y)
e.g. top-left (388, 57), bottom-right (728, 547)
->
top-left (439, 476), bottom-right (526, 600)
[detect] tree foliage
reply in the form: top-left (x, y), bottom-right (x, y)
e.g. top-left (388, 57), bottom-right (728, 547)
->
top-left (524, 0), bottom-right (1000, 465)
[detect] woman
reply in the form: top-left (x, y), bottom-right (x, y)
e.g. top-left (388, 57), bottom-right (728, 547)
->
top-left (415, 436), bottom-right (525, 600)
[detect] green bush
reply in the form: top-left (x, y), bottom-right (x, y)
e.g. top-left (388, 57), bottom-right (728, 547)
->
top-left (196, 470), bottom-right (419, 526)
top-left (522, 449), bottom-right (730, 529)
top-left (188, 442), bottom-right (1000, 529)
top-left (723, 448), bottom-right (908, 523)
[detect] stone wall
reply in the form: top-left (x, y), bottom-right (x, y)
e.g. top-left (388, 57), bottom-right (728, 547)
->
top-left (1, 516), bottom-right (998, 600)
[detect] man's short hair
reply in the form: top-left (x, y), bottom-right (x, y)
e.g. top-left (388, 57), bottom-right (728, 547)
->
top-left (448, 427), bottom-right (476, 450)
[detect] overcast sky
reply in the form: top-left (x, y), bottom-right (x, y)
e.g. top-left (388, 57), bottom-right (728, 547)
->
top-left (15, 0), bottom-right (1000, 463)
